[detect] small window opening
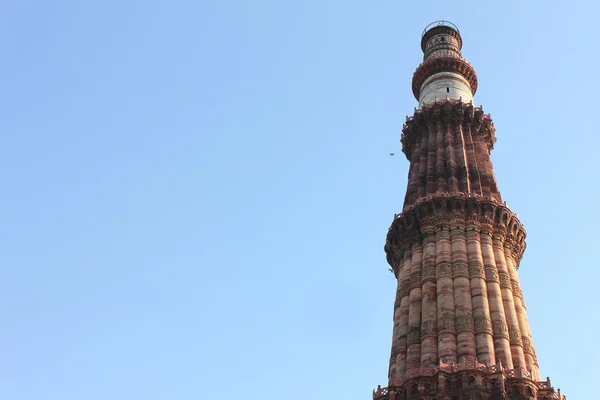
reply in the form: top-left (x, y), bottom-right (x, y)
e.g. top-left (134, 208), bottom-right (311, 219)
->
top-left (446, 87), bottom-right (450, 93)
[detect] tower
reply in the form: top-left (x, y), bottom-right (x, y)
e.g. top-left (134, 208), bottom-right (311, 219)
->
top-left (373, 22), bottom-right (565, 400)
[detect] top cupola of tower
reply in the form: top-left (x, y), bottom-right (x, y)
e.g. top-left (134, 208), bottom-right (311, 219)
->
top-left (412, 21), bottom-right (477, 107)
top-left (421, 21), bottom-right (463, 61)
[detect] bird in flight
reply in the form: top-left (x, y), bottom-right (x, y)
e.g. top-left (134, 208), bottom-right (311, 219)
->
top-left (390, 153), bottom-right (394, 156)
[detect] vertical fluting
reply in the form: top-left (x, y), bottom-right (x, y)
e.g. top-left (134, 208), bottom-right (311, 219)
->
top-left (453, 123), bottom-right (470, 194)
top-left (407, 240), bottom-right (423, 371)
top-left (417, 126), bottom-right (429, 198)
top-left (480, 225), bottom-right (513, 368)
top-left (420, 226), bottom-right (437, 367)
top-left (380, 21), bottom-right (567, 399)
top-left (404, 136), bottom-right (422, 206)
top-left (486, 151), bottom-right (501, 200)
top-left (395, 246), bottom-right (412, 380)
top-left (462, 122), bottom-right (482, 195)
top-left (474, 137), bottom-right (491, 197)
top-left (389, 278), bottom-right (401, 381)
top-left (493, 232), bottom-right (527, 370)
top-left (503, 241), bottom-right (540, 379)
top-left (435, 121), bottom-right (448, 192)
top-left (450, 221), bottom-right (477, 364)
top-left (426, 121), bottom-right (437, 194)
top-left (435, 226), bottom-right (457, 363)
top-left (466, 220), bottom-right (495, 365)
top-left (445, 121), bottom-right (459, 192)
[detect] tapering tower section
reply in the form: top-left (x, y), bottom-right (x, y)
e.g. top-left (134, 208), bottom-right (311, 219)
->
top-left (373, 22), bottom-right (565, 400)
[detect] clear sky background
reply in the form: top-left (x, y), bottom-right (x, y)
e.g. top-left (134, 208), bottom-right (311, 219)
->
top-left (1, 1), bottom-right (598, 399)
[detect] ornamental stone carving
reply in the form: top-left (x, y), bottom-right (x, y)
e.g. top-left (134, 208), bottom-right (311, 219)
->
top-left (436, 263), bottom-right (453, 279)
top-left (474, 317), bottom-right (492, 335)
top-left (485, 268), bottom-right (499, 283)
top-left (407, 327), bottom-right (421, 345)
top-left (437, 317), bottom-right (456, 333)
top-left (385, 196), bottom-right (526, 270)
top-left (452, 263), bottom-right (469, 278)
top-left (509, 327), bottom-right (522, 346)
top-left (398, 336), bottom-right (407, 352)
top-left (492, 320), bottom-right (509, 340)
top-left (455, 316), bottom-right (474, 332)
top-left (422, 266), bottom-right (436, 282)
top-left (400, 281), bottom-right (411, 298)
top-left (522, 337), bottom-right (533, 355)
top-left (421, 321), bottom-right (437, 338)
top-left (498, 272), bottom-right (511, 289)
top-left (376, 22), bottom-right (565, 400)
top-left (410, 273), bottom-right (422, 289)
top-left (511, 281), bottom-right (523, 299)
top-left (468, 263), bottom-right (485, 279)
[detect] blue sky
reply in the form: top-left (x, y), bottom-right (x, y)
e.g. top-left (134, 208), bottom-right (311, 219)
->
top-left (1, 1), bottom-right (598, 399)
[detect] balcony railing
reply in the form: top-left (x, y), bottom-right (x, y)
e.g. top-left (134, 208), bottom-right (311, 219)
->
top-left (422, 20), bottom-right (460, 37)
top-left (373, 361), bottom-right (566, 400)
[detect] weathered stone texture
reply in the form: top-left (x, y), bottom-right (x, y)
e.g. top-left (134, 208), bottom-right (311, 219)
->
top-left (375, 21), bottom-right (564, 400)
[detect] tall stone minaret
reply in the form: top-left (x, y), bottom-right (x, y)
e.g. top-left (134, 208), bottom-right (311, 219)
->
top-left (373, 21), bottom-right (565, 400)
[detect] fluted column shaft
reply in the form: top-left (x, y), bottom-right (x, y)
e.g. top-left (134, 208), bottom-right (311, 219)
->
top-left (395, 246), bottom-right (412, 381)
top-left (445, 121), bottom-right (459, 192)
top-left (473, 136), bottom-right (491, 196)
top-left (504, 242), bottom-right (540, 380)
top-left (435, 227), bottom-right (457, 363)
top-left (406, 240), bottom-right (423, 371)
top-left (417, 126), bottom-right (429, 198)
top-left (453, 123), bottom-right (470, 193)
top-left (404, 136), bottom-right (422, 206)
top-left (435, 121), bottom-right (448, 192)
top-left (426, 121), bottom-right (437, 194)
top-left (480, 225), bottom-right (513, 368)
top-left (450, 222), bottom-right (477, 363)
top-left (420, 226), bottom-right (437, 367)
top-left (389, 278), bottom-right (401, 381)
top-left (466, 222), bottom-right (495, 365)
top-left (462, 122), bottom-right (482, 195)
top-left (492, 233), bottom-right (527, 370)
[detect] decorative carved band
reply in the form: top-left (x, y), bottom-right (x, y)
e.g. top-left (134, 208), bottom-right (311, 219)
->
top-left (412, 57), bottom-right (477, 100)
top-left (498, 272), bottom-right (511, 289)
top-left (492, 320), bottom-right (509, 340)
top-left (455, 316), bottom-right (474, 333)
top-left (401, 100), bottom-right (495, 160)
top-left (407, 326), bottom-right (421, 345)
top-left (421, 321), bottom-right (437, 338)
top-left (385, 194), bottom-right (526, 271)
top-left (452, 263), bottom-right (469, 278)
top-left (509, 327), bottom-right (523, 346)
top-left (421, 25), bottom-right (462, 52)
top-left (437, 317), bottom-right (456, 334)
top-left (485, 268), bottom-right (499, 283)
top-left (522, 337), bottom-right (534, 356)
top-left (397, 336), bottom-right (407, 352)
top-left (468, 263), bottom-right (485, 279)
top-left (436, 263), bottom-right (453, 279)
top-left (422, 266), bottom-right (436, 282)
top-left (390, 345), bottom-right (400, 361)
top-left (474, 317), bottom-right (493, 335)
top-left (400, 281), bottom-right (411, 298)
top-left (410, 273), bottom-right (422, 290)
top-left (512, 282), bottom-right (524, 300)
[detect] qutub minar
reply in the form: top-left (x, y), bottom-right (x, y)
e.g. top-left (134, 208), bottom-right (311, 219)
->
top-left (373, 22), bottom-right (566, 400)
